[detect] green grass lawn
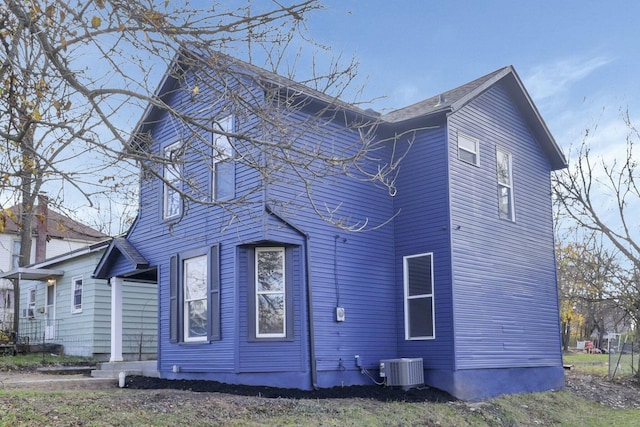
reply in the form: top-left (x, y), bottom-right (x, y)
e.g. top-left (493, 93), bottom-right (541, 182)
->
top-left (0, 386), bottom-right (638, 426)
top-left (564, 351), bottom-right (639, 378)
top-left (0, 353), bottom-right (638, 426)
top-left (0, 354), bottom-right (93, 371)
top-left (563, 353), bottom-right (610, 376)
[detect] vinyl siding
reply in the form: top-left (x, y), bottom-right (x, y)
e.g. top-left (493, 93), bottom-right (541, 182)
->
top-left (130, 73), bottom-right (401, 383)
top-left (19, 250), bottom-right (157, 360)
top-left (121, 64), bottom-right (563, 394)
top-left (267, 116), bottom-right (399, 381)
top-left (127, 70), bottom-right (270, 376)
top-left (392, 126), bottom-right (454, 370)
top-left (237, 242), bottom-right (307, 373)
top-left (447, 82), bottom-right (561, 370)
top-left (121, 282), bottom-right (158, 359)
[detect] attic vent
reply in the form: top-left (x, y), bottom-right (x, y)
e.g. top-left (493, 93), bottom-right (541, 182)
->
top-left (379, 358), bottom-right (424, 389)
top-left (434, 94), bottom-right (445, 107)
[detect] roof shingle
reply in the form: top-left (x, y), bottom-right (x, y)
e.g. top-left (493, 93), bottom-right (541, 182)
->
top-left (1, 204), bottom-right (108, 241)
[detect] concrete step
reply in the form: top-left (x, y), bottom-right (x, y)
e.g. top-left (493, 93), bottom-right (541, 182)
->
top-left (0, 374), bottom-right (118, 391)
top-left (91, 360), bottom-right (159, 379)
top-left (37, 366), bottom-right (95, 376)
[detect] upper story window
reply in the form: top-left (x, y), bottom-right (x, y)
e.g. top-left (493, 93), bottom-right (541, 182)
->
top-left (71, 276), bottom-right (83, 313)
top-left (12, 240), bottom-right (21, 268)
top-left (403, 253), bottom-right (435, 340)
top-left (497, 148), bottom-right (515, 221)
top-left (212, 115), bottom-right (235, 201)
top-left (163, 143), bottom-right (183, 219)
top-left (458, 132), bottom-right (479, 166)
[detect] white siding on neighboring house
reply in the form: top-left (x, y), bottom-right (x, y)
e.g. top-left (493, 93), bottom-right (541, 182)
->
top-left (1, 234), bottom-right (93, 277)
top-left (46, 238), bottom-right (96, 259)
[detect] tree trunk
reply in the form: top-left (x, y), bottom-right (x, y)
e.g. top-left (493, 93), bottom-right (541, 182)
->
top-left (561, 320), bottom-right (571, 352)
top-left (12, 122), bottom-right (40, 335)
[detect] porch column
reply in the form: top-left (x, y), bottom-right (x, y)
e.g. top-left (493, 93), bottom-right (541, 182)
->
top-left (110, 276), bottom-right (124, 362)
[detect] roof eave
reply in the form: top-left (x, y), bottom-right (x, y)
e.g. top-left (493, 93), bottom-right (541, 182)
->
top-left (0, 267), bottom-right (64, 280)
top-left (503, 68), bottom-right (567, 170)
top-left (449, 66), bottom-right (567, 170)
top-left (93, 237), bottom-right (150, 280)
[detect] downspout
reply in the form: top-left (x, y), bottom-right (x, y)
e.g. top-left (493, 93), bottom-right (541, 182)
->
top-left (265, 204), bottom-right (317, 389)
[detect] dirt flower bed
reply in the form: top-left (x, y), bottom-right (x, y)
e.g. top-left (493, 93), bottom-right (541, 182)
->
top-left (126, 369), bottom-right (640, 408)
top-left (126, 375), bottom-right (456, 403)
top-left (3, 364), bottom-right (640, 409)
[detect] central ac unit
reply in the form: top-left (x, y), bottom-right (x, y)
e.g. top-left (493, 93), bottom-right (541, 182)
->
top-left (379, 358), bottom-right (424, 389)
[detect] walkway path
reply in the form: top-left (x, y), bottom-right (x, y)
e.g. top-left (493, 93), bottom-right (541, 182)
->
top-left (0, 372), bottom-right (117, 391)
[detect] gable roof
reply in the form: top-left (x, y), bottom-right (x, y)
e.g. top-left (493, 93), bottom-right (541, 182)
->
top-left (133, 53), bottom-right (566, 170)
top-left (382, 67), bottom-right (509, 122)
top-left (1, 204), bottom-right (108, 241)
top-left (383, 66), bottom-right (567, 170)
top-left (131, 49), bottom-right (381, 142)
top-left (93, 236), bottom-right (152, 280)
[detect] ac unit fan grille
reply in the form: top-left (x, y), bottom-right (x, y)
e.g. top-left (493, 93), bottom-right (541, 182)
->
top-left (380, 358), bottom-right (424, 389)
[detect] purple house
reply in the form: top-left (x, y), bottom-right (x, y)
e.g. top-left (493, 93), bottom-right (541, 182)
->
top-left (95, 53), bottom-right (567, 400)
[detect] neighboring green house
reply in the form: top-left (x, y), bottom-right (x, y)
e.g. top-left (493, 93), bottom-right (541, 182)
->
top-left (8, 240), bottom-right (157, 361)
top-left (0, 196), bottom-right (108, 333)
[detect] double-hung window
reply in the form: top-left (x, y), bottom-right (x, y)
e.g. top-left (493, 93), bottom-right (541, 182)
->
top-left (25, 288), bottom-right (36, 318)
top-left (458, 132), bottom-right (479, 165)
top-left (403, 253), bottom-right (435, 340)
top-left (183, 255), bottom-right (208, 342)
top-left (71, 276), bottom-right (83, 313)
top-left (255, 247), bottom-right (286, 338)
top-left (213, 115), bottom-right (235, 201)
top-left (496, 148), bottom-right (515, 221)
top-left (12, 240), bottom-right (21, 268)
top-left (169, 246), bottom-right (220, 343)
top-left (163, 143), bottom-right (183, 219)
top-left (245, 245), bottom-right (294, 341)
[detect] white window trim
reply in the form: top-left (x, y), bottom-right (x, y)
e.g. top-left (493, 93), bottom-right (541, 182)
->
top-left (24, 287), bottom-right (36, 318)
top-left (71, 276), bottom-right (83, 314)
top-left (403, 252), bottom-right (435, 340)
top-left (497, 147), bottom-right (515, 221)
top-left (12, 240), bottom-right (21, 269)
top-left (457, 132), bottom-right (480, 166)
top-left (46, 280), bottom-right (57, 340)
top-left (183, 254), bottom-right (208, 343)
top-left (212, 115), bottom-right (234, 201)
top-left (163, 142), bottom-right (182, 219)
top-left (255, 247), bottom-right (286, 339)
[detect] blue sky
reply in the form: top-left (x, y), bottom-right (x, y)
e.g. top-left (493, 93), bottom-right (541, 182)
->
top-left (37, 1), bottom-right (637, 234)
top-left (306, 0), bottom-right (639, 155)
